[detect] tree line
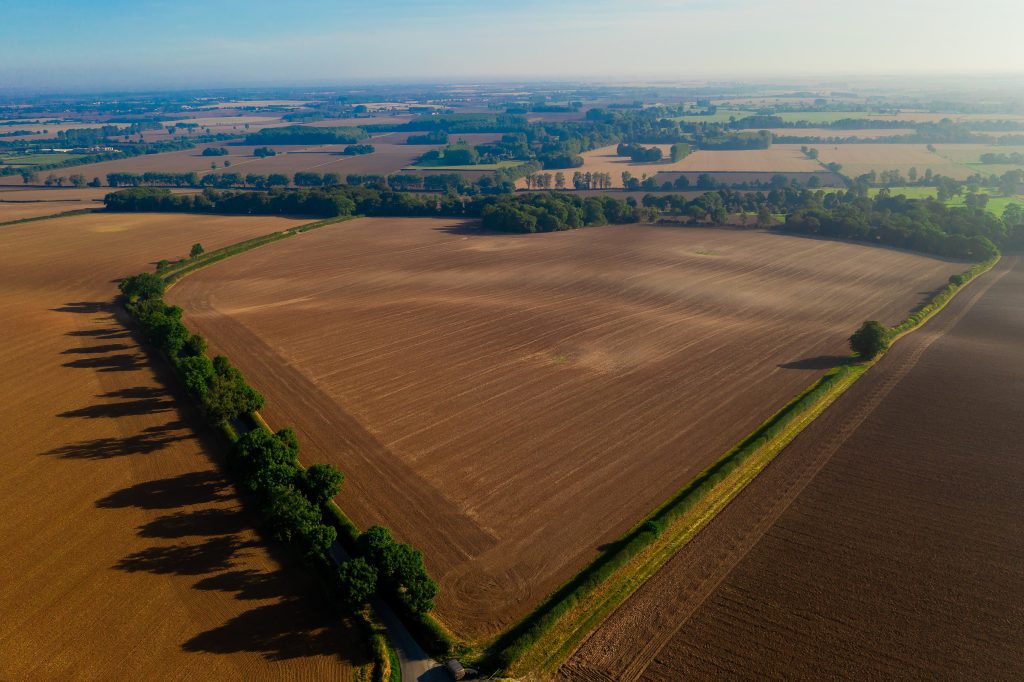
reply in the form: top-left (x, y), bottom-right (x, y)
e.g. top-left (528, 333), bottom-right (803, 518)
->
top-left (118, 264), bottom-right (442, 637)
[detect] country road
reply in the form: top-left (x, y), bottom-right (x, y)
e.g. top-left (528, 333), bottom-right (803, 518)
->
top-left (327, 544), bottom-right (447, 681)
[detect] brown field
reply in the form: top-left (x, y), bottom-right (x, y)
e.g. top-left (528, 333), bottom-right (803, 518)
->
top-left (0, 212), bottom-right (356, 679)
top-left (167, 218), bottom-right (962, 638)
top-left (0, 187), bottom-right (113, 222)
top-left (561, 257), bottom-right (1023, 681)
top-left (814, 143), bottom-right (982, 180)
top-left (750, 127), bottom-right (917, 139)
top-left (0, 137), bottom-right (444, 187)
top-left (521, 144), bottom-right (824, 188)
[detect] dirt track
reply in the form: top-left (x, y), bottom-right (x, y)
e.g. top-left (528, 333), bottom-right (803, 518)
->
top-left (168, 217), bottom-right (963, 638)
top-left (562, 257), bottom-right (1023, 681)
top-left (0, 212), bottom-right (355, 679)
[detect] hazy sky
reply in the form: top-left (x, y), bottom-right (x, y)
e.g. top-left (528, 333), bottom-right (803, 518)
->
top-left (2, 0), bottom-right (1022, 90)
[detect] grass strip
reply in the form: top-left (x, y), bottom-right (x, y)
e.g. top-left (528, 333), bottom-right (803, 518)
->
top-left (0, 207), bottom-right (97, 228)
top-left (162, 214), bottom-right (354, 285)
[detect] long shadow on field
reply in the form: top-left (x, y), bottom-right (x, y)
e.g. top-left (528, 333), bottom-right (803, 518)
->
top-left (58, 396), bottom-right (175, 419)
top-left (778, 355), bottom-right (851, 370)
top-left (60, 343), bottom-right (133, 355)
top-left (51, 301), bottom-right (115, 314)
top-left (182, 598), bottom-right (348, 662)
top-left (108, 477), bottom-right (355, 664)
top-left (61, 352), bottom-right (146, 372)
top-left (98, 470), bottom-right (232, 509)
top-left (65, 327), bottom-right (130, 339)
top-left (138, 507), bottom-right (250, 539)
top-left (42, 421), bottom-right (193, 459)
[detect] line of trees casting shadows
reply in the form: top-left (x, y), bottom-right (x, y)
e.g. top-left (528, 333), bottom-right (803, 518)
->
top-left (117, 271), bottom-right (448, 655)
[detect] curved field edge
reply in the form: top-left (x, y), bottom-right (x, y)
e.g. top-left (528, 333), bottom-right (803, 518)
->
top-left (490, 252), bottom-right (999, 676)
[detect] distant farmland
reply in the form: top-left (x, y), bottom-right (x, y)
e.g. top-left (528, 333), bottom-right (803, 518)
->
top-left (518, 144), bottom-right (828, 188)
top-left (168, 217), bottom-right (962, 638)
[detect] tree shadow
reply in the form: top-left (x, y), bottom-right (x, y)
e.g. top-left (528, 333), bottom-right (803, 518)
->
top-left (97, 470), bottom-right (231, 509)
top-left (57, 396), bottom-right (175, 419)
top-left (51, 301), bottom-right (114, 314)
top-left (116, 535), bottom-right (253, 576)
top-left (62, 353), bottom-right (146, 372)
top-left (193, 568), bottom-right (294, 601)
top-left (778, 355), bottom-right (852, 370)
top-left (181, 598), bottom-right (353, 662)
top-left (60, 343), bottom-right (132, 355)
top-left (139, 508), bottom-right (250, 540)
top-left (65, 327), bottom-right (131, 340)
top-left (42, 422), bottom-right (193, 459)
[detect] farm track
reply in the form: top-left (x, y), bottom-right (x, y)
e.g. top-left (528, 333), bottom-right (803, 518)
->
top-left (168, 217), bottom-right (964, 638)
top-left (561, 257), bottom-right (1019, 681)
top-left (0, 211), bottom-right (355, 680)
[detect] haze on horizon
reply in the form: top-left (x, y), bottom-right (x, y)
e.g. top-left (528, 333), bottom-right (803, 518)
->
top-left (2, 0), bottom-right (1022, 92)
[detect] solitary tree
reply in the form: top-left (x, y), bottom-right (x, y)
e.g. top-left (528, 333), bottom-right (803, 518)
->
top-left (190, 243), bottom-right (204, 258)
top-left (849, 320), bottom-right (889, 359)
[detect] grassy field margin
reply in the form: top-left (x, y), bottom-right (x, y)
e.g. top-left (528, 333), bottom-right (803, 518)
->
top-left (485, 252), bottom-right (1000, 676)
top-left (0, 207), bottom-right (98, 228)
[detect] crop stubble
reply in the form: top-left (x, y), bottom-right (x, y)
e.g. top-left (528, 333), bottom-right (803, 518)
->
top-left (0, 212), bottom-right (353, 680)
top-left (168, 217), bottom-right (962, 639)
top-left (563, 257), bottom-right (1022, 681)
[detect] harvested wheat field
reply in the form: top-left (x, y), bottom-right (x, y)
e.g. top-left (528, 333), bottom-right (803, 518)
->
top-left (562, 257), bottom-right (1023, 681)
top-left (168, 217), bottom-right (963, 638)
top-left (815, 143), bottom-right (976, 180)
top-left (0, 212), bottom-right (357, 680)
top-left (520, 144), bottom-right (824, 188)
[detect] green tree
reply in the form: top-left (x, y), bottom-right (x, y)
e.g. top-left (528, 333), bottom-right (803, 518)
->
top-left (302, 463), bottom-right (344, 506)
top-left (119, 272), bottom-right (166, 301)
top-left (338, 557), bottom-right (378, 609)
top-left (190, 243), bottom-right (204, 258)
top-left (849, 320), bottom-right (889, 359)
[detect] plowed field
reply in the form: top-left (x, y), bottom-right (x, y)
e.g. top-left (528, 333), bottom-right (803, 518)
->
top-left (168, 217), bottom-right (963, 638)
top-left (563, 257), bottom-right (1023, 681)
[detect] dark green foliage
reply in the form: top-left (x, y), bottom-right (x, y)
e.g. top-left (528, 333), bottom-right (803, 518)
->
top-left (849, 320), bottom-right (890, 359)
top-left (201, 147), bottom-right (229, 156)
top-left (338, 557), bottom-right (379, 609)
top-left (670, 142), bottom-right (691, 162)
top-left (406, 130), bottom-right (448, 145)
top-left (616, 143), bottom-right (662, 163)
top-left (253, 147), bottom-right (277, 158)
top-left (342, 144), bottom-right (374, 155)
top-left (245, 125), bottom-right (367, 145)
top-left (357, 526), bottom-right (439, 615)
top-left (178, 355), bottom-right (215, 397)
top-left (783, 191), bottom-right (1004, 261)
top-left (118, 271), bottom-right (165, 301)
top-left (302, 463), bottom-right (345, 506)
top-left (190, 242), bottom-right (204, 258)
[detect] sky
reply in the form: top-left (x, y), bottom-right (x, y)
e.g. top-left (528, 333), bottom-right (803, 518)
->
top-left (2, 0), bottom-right (1022, 91)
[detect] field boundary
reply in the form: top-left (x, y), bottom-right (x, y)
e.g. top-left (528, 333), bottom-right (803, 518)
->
top-left (0, 207), bottom-right (98, 228)
top-left (487, 251), bottom-right (999, 676)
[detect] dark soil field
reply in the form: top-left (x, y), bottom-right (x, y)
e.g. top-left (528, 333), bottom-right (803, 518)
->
top-left (562, 257), bottom-right (1023, 681)
top-left (0, 212), bottom-right (355, 679)
top-left (167, 217), bottom-right (962, 639)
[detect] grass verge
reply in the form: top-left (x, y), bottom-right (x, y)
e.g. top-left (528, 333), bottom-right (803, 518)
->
top-left (0, 207), bottom-right (98, 228)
